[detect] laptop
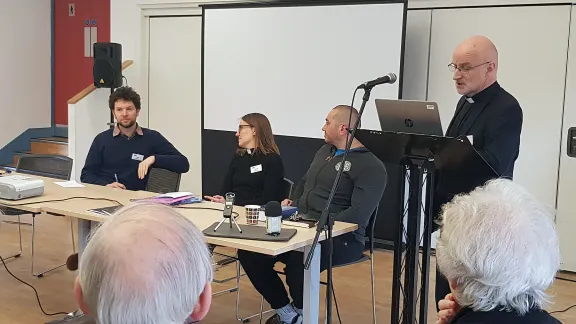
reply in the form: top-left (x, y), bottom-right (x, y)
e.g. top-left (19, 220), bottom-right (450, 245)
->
top-left (375, 99), bottom-right (443, 136)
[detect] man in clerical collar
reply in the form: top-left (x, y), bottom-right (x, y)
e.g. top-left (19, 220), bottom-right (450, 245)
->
top-left (80, 86), bottom-right (189, 191)
top-left (435, 35), bottom-right (523, 313)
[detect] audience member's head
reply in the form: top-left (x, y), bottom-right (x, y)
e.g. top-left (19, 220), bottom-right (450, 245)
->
top-left (436, 179), bottom-right (560, 315)
top-left (322, 105), bottom-right (360, 148)
top-left (450, 35), bottom-right (498, 96)
top-left (236, 112), bottom-right (279, 155)
top-left (108, 86), bottom-right (141, 129)
top-left (74, 202), bottom-right (213, 324)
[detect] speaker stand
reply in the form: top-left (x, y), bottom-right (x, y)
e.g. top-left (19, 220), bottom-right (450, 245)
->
top-left (108, 88), bottom-right (115, 129)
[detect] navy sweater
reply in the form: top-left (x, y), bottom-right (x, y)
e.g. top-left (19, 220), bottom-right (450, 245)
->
top-left (220, 151), bottom-right (286, 206)
top-left (80, 127), bottom-right (189, 191)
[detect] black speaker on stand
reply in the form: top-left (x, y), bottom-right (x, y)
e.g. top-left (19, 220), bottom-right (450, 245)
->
top-left (93, 42), bottom-right (122, 129)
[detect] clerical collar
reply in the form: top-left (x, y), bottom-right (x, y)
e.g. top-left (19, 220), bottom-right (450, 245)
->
top-left (466, 81), bottom-right (500, 104)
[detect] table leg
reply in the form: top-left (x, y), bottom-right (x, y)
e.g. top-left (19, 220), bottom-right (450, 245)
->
top-left (77, 219), bottom-right (94, 259)
top-left (303, 244), bottom-right (320, 324)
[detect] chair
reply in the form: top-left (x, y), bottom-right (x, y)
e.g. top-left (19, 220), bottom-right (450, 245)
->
top-left (0, 154), bottom-right (75, 277)
top-left (283, 178), bottom-right (294, 200)
top-left (145, 168), bottom-right (181, 193)
top-left (244, 207), bottom-right (379, 324)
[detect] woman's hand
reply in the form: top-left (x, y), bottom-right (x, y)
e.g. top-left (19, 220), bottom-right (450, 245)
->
top-left (436, 293), bottom-right (461, 324)
top-left (204, 195), bottom-right (225, 204)
top-left (281, 199), bottom-right (293, 206)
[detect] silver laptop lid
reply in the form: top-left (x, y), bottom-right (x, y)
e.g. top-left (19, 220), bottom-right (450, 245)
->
top-left (375, 99), bottom-right (443, 136)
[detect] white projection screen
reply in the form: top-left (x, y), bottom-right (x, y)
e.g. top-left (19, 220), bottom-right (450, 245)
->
top-left (203, 2), bottom-right (406, 139)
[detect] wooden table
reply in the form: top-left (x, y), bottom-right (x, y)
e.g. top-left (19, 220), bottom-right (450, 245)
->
top-left (0, 174), bottom-right (357, 324)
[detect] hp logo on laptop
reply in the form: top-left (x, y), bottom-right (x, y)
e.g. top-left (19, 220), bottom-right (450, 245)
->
top-left (404, 119), bottom-right (414, 127)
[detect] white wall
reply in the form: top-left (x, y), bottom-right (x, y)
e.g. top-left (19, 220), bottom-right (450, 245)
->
top-left (0, 1), bottom-right (51, 147)
top-left (68, 90), bottom-right (111, 182)
top-left (148, 16), bottom-right (203, 195)
top-left (556, 5), bottom-right (576, 272)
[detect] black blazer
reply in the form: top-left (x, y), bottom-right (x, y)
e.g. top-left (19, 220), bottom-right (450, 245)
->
top-left (433, 82), bottom-right (523, 222)
top-left (451, 307), bottom-right (561, 324)
top-left (445, 81), bottom-right (523, 179)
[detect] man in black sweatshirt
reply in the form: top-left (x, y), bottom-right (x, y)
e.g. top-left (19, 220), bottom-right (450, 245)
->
top-left (238, 105), bottom-right (387, 324)
top-left (80, 87), bottom-right (189, 191)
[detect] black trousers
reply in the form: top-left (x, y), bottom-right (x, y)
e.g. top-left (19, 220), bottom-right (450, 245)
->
top-left (435, 266), bottom-right (451, 311)
top-left (237, 233), bottom-right (364, 310)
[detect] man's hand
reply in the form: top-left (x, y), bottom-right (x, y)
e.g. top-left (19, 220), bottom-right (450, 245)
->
top-left (138, 156), bottom-right (156, 179)
top-left (204, 195), bottom-right (225, 204)
top-left (106, 182), bottom-right (126, 190)
top-left (436, 293), bottom-right (461, 324)
top-left (281, 199), bottom-right (293, 206)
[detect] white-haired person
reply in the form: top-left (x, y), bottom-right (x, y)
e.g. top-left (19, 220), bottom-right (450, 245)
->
top-left (73, 202), bottom-right (213, 324)
top-left (435, 179), bottom-right (561, 324)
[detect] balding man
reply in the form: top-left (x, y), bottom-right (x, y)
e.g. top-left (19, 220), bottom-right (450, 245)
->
top-left (73, 202), bottom-right (213, 324)
top-left (237, 106), bottom-right (387, 324)
top-left (434, 35), bottom-right (523, 307)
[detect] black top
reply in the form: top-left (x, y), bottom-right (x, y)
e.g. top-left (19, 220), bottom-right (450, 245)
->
top-left (451, 307), bottom-right (561, 324)
top-left (445, 81), bottom-right (523, 178)
top-left (80, 126), bottom-right (189, 191)
top-left (291, 145), bottom-right (387, 244)
top-left (220, 150), bottom-right (286, 206)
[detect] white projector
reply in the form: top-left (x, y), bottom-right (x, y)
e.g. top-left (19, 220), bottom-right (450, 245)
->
top-left (0, 175), bottom-right (44, 200)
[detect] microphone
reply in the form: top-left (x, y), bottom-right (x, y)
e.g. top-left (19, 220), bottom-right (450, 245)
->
top-left (223, 192), bottom-right (235, 219)
top-left (357, 73), bottom-right (397, 89)
top-left (265, 201), bottom-right (282, 236)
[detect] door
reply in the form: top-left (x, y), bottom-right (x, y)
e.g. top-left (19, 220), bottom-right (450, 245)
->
top-left (54, 0), bottom-right (110, 126)
top-left (148, 16), bottom-right (203, 194)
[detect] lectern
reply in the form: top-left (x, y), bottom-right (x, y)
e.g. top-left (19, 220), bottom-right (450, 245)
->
top-left (355, 129), bottom-right (498, 324)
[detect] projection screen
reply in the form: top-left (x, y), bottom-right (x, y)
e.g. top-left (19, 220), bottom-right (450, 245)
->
top-left (203, 1), bottom-right (406, 139)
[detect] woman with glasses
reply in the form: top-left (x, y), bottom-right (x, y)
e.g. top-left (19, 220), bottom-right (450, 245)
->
top-left (204, 113), bottom-right (286, 206)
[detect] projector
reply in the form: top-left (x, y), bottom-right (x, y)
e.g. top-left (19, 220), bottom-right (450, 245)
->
top-left (0, 175), bottom-right (44, 200)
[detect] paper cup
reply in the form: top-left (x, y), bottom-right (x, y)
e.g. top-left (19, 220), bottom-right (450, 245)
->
top-left (245, 205), bottom-right (260, 225)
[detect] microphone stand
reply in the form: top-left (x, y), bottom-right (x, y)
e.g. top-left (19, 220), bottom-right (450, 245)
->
top-left (304, 86), bottom-right (374, 323)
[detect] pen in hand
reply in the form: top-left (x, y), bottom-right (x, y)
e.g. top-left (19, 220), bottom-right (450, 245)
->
top-left (114, 173), bottom-right (119, 183)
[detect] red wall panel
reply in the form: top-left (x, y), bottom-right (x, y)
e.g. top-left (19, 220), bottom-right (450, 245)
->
top-left (54, 0), bottom-right (110, 126)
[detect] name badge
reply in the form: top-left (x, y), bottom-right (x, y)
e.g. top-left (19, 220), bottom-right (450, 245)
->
top-left (132, 153), bottom-right (144, 161)
top-left (250, 164), bottom-right (263, 173)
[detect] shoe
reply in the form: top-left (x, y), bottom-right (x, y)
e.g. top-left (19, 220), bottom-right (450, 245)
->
top-left (264, 314), bottom-right (302, 324)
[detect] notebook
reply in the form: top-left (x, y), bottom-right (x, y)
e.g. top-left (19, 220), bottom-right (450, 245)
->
top-left (87, 205), bottom-right (123, 216)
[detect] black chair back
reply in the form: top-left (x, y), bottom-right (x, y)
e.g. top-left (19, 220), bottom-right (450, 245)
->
top-left (283, 178), bottom-right (294, 199)
top-left (366, 206), bottom-right (379, 253)
top-left (145, 168), bottom-right (181, 194)
top-left (16, 154), bottom-right (73, 180)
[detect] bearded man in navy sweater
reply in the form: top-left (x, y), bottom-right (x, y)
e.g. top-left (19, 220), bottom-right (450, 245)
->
top-left (80, 87), bottom-right (189, 191)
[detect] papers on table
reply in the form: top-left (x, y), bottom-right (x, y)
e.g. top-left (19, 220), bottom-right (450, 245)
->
top-left (54, 180), bottom-right (85, 188)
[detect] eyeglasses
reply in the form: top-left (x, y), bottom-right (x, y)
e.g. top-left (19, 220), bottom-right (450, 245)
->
top-left (238, 124), bottom-right (253, 131)
top-left (448, 61), bottom-right (491, 73)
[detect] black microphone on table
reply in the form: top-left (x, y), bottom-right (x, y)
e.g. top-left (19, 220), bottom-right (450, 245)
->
top-left (265, 201), bottom-right (282, 236)
top-left (356, 72), bottom-right (398, 90)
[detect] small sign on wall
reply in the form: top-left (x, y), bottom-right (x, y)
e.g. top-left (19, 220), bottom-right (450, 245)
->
top-left (69, 4), bottom-right (75, 16)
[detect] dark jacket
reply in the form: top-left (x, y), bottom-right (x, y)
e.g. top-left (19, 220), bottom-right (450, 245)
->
top-left (291, 144), bottom-right (387, 243)
top-left (434, 82), bottom-right (523, 221)
top-left (445, 81), bottom-right (523, 178)
top-left (219, 151), bottom-right (285, 206)
top-left (451, 307), bottom-right (561, 324)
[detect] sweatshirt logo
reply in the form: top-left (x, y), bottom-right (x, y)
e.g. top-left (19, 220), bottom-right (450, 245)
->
top-left (335, 161), bottom-right (352, 172)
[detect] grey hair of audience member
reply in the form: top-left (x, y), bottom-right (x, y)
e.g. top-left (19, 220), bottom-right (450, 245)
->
top-left (436, 178), bottom-right (560, 315)
top-left (74, 202), bottom-right (214, 324)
